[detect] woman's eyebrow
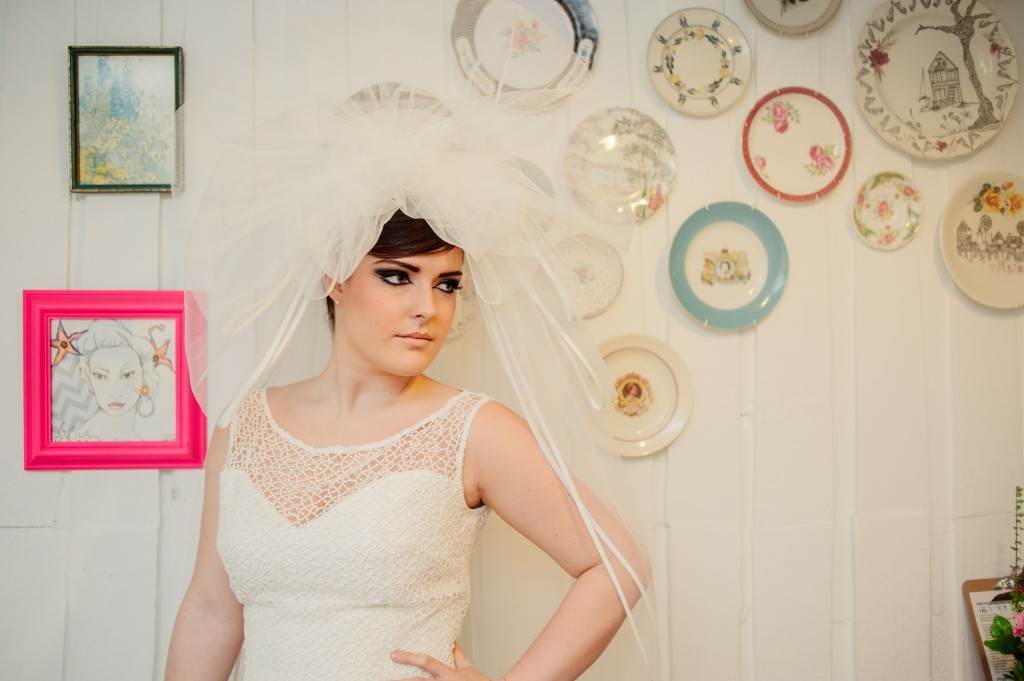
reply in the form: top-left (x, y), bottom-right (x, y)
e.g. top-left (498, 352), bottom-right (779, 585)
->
top-left (373, 258), bottom-right (462, 278)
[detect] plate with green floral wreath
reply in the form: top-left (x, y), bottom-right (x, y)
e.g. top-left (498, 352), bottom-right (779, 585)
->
top-left (646, 8), bottom-right (751, 117)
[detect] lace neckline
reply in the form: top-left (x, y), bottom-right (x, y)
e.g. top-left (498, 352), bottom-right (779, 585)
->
top-left (258, 386), bottom-right (469, 454)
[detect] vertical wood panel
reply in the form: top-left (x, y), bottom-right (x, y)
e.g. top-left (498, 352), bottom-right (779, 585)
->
top-left (154, 2), bottom-right (253, 679)
top-left (62, 2), bottom-right (164, 679)
top-left (748, 9), bottom-right (836, 681)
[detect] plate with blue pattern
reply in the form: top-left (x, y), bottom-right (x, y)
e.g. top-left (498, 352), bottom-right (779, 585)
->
top-left (669, 201), bottom-right (788, 330)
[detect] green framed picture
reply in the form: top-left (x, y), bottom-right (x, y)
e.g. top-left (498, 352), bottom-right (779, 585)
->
top-left (68, 46), bottom-right (184, 192)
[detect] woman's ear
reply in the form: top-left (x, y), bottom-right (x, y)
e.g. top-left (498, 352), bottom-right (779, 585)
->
top-left (322, 273), bottom-right (342, 301)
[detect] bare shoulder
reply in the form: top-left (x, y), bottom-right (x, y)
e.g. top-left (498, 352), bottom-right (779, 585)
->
top-left (462, 398), bottom-right (532, 498)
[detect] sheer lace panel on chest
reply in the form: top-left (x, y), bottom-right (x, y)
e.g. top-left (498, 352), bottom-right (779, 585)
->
top-left (225, 388), bottom-right (486, 528)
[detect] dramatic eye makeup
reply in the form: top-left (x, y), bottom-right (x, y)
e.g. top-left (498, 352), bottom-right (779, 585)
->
top-left (374, 268), bottom-right (463, 294)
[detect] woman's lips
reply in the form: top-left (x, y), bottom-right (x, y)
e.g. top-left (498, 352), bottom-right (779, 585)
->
top-left (397, 335), bottom-right (431, 345)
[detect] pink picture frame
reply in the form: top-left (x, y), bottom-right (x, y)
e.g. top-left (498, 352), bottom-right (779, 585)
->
top-left (23, 289), bottom-right (206, 470)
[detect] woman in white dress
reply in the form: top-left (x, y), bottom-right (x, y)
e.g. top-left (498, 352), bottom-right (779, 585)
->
top-left (164, 208), bottom-right (651, 681)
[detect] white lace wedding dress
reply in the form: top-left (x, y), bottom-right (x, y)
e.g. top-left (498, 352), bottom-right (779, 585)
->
top-left (216, 386), bottom-right (493, 680)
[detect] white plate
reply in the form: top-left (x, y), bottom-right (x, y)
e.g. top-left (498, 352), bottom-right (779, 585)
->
top-left (446, 276), bottom-right (479, 341)
top-left (854, 0), bottom-right (1018, 159)
top-left (743, 0), bottom-right (842, 35)
top-left (853, 171), bottom-right (924, 251)
top-left (596, 334), bottom-right (693, 458)
top-left (554, 234), bottom-right (623, 318)
top-left (742, 86), bottom-right (851, 202)
top-left (939, 172), bottom-right (1024, 309)
top-left (646, 8), bottom-right (752, 117)
top-left (451, 0), bottom-right (598, 111)
top-left (565, 106), bottom-right (677, 224)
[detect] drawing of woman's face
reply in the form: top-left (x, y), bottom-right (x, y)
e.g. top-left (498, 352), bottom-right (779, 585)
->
top-left (85, 347), bottom-right (144, 415)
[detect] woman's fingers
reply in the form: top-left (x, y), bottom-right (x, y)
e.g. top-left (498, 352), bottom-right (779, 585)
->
top-left (391, 648), bottom-right (448, 677)
top-left (453, 641), bottom-right (471, 667)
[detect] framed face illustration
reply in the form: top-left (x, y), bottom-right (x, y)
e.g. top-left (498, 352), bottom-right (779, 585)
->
top-left (22, 290), bottom-right (205, 470)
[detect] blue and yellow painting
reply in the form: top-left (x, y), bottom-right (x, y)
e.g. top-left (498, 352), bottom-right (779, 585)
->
top-left (76, 54), bottom-right (176, 186)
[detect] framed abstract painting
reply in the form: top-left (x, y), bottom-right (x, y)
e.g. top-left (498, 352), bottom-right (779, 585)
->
top-left (68, 46), bottom-right (184, 192)
top-left (22, 290), bottom-right (205, 470)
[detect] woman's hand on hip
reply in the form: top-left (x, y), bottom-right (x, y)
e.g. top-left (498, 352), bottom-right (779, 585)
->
top-left (388, 640), bottom-right (499, 680)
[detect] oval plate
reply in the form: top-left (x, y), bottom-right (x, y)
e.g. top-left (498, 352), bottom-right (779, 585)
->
top-left (742, 86), bottom-right (851, 203)
top-left (646, 8), bottom-right (752, 117)
top-left (596, 333), bottom-right (693, 458)
top-left (669, 201), bottom-right (789, 330)
top-left (853, 171), bottom-right (924, 251)
top-left (939, 172), bottom-right (1024, 309)
top-left (743, 0), bottom-right (842, 36)
top-left (854, 0), bottom-right (1018, 159)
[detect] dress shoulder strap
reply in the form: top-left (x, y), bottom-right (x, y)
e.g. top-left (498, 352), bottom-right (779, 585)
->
top-left (224, 388), bottom-right (263, 470)
top-left (450, 391), bottom-right (492, 490)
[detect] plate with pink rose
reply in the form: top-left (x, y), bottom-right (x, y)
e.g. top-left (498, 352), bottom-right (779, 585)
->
top-left (742, 86), bottom-right (851, 203)
top-left (853, 171), bottom-right (924, 251)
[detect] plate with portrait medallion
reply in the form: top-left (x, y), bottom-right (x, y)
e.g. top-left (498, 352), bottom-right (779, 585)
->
top-left (596, 333), bottom-right (693, 458)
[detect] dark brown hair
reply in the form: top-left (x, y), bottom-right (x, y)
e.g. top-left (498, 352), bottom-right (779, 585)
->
top-left (325, 209), bottom-right (457, 332)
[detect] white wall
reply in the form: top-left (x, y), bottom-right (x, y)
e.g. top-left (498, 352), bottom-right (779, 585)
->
top-left (2, 1), bottom-right (1022, 680)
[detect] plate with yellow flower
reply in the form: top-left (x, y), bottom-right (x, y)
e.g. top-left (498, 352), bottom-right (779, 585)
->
top-left (853, 171), bottom-right (924, 251)
top-left (647, 8), bottom-right (751, 117)
top-left (939, 172), bottom-right (1024, 309)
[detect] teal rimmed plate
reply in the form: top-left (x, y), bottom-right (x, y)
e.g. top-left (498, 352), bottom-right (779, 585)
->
top-left (669, 201), bottom-right (788, 330)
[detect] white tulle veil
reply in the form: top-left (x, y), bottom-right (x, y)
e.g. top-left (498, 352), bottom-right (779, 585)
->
top-left (173, 5), bottom-right (663, 679)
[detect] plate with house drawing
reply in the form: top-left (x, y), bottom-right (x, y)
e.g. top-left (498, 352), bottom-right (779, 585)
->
top-left (940, 172), bottom-right (1024, 309)
top-left (855, 0), bottom-right (1018, 160)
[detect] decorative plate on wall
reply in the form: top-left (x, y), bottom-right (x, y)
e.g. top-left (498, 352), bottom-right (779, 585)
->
top-left (596, 333), bottom-right (693, 458)
top-left (646, 8), bottom-right (752, 117)
top-left (554, 234), bottom-right (624, 318)
top-left (451, 0), bottom-right (598, 111)
top-left (939, 172), bottom-right (1024, 309)
top-left (853, 171), bottom-right (924, 251)
top-left (669, 201), bottom-right (788, 330)
top-left (743, 0), bottom-right (842, 36)
top-left (446, 277), bottom-right (479, 341)
top-left (565, 106), bottom-right (677, 224)
top-left (742, 86), bottom-right (851, 202)
top-left (854, 0), bottom-right (1018, 160)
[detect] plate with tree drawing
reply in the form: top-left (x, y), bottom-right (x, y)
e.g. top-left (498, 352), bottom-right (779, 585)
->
top-left (940, 172), bottom-right (1024, 309)
top-left (854, 0), bottom-right (1018, 159)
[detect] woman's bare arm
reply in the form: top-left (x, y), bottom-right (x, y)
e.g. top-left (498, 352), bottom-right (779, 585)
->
top-left (164, 423), bottom-right (245, 680)
top-left (467, 401), bottom-right (652, 681)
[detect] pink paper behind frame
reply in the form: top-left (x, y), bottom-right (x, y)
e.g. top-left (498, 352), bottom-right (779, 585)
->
top-left (23, 289), bottom-right (206, 470)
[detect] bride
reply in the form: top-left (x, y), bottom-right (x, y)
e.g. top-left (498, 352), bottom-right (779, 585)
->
top-left (164, 207), bottom-right (651, 681)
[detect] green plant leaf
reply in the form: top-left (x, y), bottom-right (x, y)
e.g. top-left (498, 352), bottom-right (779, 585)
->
top-left (992, 614), bottom-right (1013, 637)
top-left (986, 638), bottom-right (1015, 654)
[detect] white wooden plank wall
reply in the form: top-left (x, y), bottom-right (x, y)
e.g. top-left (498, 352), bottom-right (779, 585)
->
top-left (0, 1), bottom-right (1022, 680)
